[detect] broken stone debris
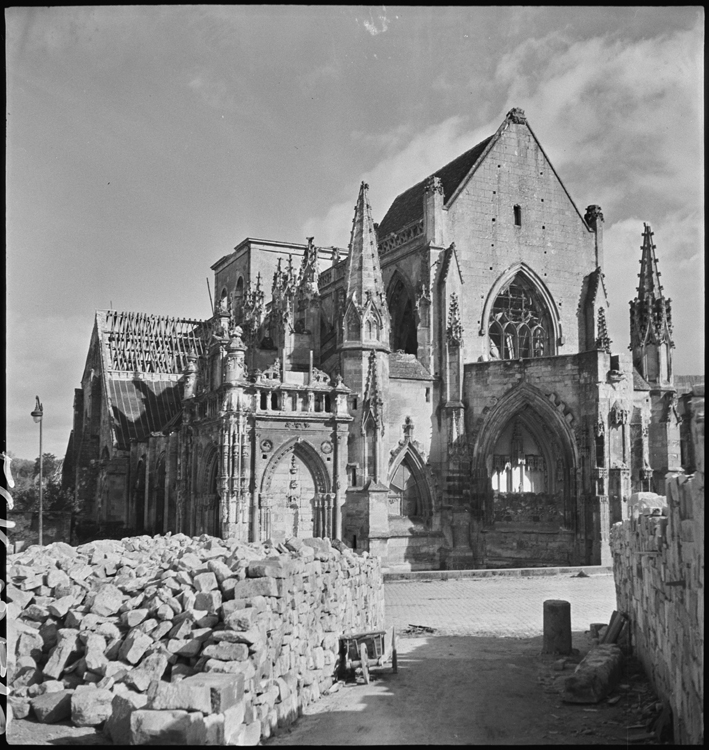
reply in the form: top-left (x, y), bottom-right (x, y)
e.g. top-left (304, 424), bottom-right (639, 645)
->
top-left (7, 533), bottom-right (385, 744)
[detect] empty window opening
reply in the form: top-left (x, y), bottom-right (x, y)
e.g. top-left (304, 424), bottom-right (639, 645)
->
top-left (514, 205), bottom-right (522, 226)
top-left (425, 388), bottom-right (431, 403)
top-left (324, 394), bottom-right (331, 412)
top-left (271, 392), bottom-right (279, 410)
top-left (260, 392), bottom-right (268, 410)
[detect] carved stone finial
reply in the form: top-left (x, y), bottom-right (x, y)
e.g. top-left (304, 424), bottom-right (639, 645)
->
top-left (446, 293), bottom-right (464, 346)
top-left (507, 107), bottom-right (527, 124)
top-left (585, 205), bottom-right (604, 228)
top-left (595, 307), bottom-right (612, 353)
top-left (425, 175), bottom-right (444, 196)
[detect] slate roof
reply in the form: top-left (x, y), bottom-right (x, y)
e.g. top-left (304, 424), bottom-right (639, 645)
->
top-left (107, 373), bottom-right (183, 449)
top-left (389, 352), bottom-right (433, 380)
top-left (377, 135), bottom-right (494, 240)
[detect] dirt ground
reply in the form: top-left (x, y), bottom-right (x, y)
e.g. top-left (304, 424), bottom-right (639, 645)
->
top-left (7, 631), bottom-right (663, 746)
top-left (266, 632), bottom-right (663, 746)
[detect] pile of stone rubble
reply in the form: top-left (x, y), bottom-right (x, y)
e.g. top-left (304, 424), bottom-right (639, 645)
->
top-left (7, 533), bottom-right (385, 744)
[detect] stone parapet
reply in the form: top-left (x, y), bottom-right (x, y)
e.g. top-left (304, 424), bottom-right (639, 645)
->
top-left (610, 470), bottom-right (704, 745)
top-left (6, 533), bottom-right (385, 744)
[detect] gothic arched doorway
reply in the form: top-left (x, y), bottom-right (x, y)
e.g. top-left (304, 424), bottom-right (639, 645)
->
top-left (471, 383), bottom-right (578, 567)
top-left (259, 439), bottom-right (332, 542)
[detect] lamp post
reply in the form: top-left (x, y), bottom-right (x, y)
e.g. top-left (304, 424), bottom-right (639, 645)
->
top-left (31, 396), bottom-right (44, 546)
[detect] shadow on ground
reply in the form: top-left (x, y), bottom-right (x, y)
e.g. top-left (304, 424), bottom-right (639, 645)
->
top-left (266, 631), bottom-right (662, 746)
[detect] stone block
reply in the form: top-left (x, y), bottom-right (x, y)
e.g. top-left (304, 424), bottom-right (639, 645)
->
top-left (205, 659), bottom-right (256, 681)
top-left (122, 608), bottom-right (150, 628)
top-left (194, 590), bottom-right (222, 613)
top-left (119, 631), bottom-right (154, 665)
top-left (8, 696), bottom-right (31, 720)
top-left (42, 628), bottom-right (80, 680)
top-left (104, 690), bottom-right (149, 744)
top-left (238, 720), bottom-right (262, 746)
top-left (90, 584), bottom-right (124, 616)
top-left (562, 644), bottom-right (624, 703)
top-left (122, 652), bottom-right (169, 692)
top-left (231, 578), bottom-right (279, 599)
top-left (194, 571), bottom-right (219, 592)
top-left (202, 642), bottom-right (249, 662)
top-left (182, 672), bottom-right (245, 712)
top-left (167, 637), bottom-right (203, 658)
top-left (47, 595), bottom-right (75, 619)
top-left (130, 708), bottom-right (206, 745)
top-left (247, 558), bottom-right (293, 579)
top-left (147, 679), bottom-right (213, 713)
top-left (31, 689), bottom-right (74, 723)
top-left (71, 687), bottom-right (114, 726)
top-left (16, 630), bottom-right (44, 661)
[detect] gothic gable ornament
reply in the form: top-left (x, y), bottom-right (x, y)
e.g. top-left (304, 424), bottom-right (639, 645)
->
top-left (609, 400), bottom-right (630, 426)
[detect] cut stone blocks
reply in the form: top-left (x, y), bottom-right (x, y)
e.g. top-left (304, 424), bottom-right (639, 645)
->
top-left (31, 689), bottom-right (74, 723)
top-left (562, 644), bottom-right (624, 703)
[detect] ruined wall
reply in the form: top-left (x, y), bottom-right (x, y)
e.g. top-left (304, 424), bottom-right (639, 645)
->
top-left (7, 534), bottom-right (384, 745)
top-left (610, 472), bottom-right (704, 744)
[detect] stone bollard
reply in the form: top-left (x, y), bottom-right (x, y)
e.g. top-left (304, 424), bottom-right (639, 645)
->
top-left (542, 599), bottom-right (572, 655)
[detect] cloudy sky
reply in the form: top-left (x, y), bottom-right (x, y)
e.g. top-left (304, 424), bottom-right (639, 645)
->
top-left (5, 6), bottom-right (704, 460)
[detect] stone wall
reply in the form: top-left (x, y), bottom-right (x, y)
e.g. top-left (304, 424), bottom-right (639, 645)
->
top-left (609, 470), bottom-right (704, 745)
top-left (7, 533), bottom-right (385, 745)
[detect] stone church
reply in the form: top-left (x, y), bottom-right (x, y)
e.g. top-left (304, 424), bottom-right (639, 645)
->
top-left (64, 108), bottom-right (697, 570)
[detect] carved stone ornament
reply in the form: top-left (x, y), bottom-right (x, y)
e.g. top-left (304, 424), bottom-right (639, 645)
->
top-left (609, 400), bottom-right (630, 427)
top-left (507, 107), bottom-right (527, 124)
top-left (424, 175), bottom-right (444, 196)
top-left (584, 204), bottom-right (604, 226)
top-left (320, 441), bottom-right (333, 455)
top-left (595, 417), bottom-right (605, 437)
top-left (260, 439), bottom-right (273, 453)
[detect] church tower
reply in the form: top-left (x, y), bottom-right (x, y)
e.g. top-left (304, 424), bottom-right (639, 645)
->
top-left (339, 182), bottom-right (391, 553)
top-left (629, 224), bottom-right (681, 492)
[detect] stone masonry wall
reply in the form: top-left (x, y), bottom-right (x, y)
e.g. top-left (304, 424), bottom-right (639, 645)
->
top-left (7, 533), bottom-right (385, 745)
top-left (609, 471), bottom-right (704, 745)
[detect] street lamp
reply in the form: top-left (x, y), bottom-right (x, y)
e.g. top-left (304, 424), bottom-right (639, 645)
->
top-left (31, 396), bottom-right (44, 546)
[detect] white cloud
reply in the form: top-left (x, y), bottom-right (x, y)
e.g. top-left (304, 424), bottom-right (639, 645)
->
top-left (301, 115), bottom-right (496, 246)
top-left (303, 22), bottom-right (703, 373)
top-left (361, 8), bottom-right (389, 36)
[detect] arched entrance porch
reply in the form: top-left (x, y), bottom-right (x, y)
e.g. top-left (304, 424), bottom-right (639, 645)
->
top-left (471, 383), bottom-right (579, 567)
top-left (259, 438), bottom-right (333, 542)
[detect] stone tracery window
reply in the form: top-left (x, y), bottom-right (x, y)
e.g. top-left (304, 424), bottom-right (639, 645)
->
top-left (488, 273), bottom-right (552, 360)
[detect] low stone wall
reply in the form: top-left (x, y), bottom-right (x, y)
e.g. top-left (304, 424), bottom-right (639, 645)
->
top-left (7, 533), bottom-right (385, 744)
top-left (609, 472), bottom-right (704, 745)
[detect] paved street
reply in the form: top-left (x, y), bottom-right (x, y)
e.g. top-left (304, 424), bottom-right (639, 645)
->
top-left (385, 572), bottom-right (617, 637)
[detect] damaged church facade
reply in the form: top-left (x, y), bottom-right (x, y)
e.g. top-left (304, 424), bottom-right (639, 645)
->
top-left (64, 108), bottom-right (691, 570)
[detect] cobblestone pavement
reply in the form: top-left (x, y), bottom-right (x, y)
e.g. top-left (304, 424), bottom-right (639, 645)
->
top-left (385, 573), bottom-right (617, 637)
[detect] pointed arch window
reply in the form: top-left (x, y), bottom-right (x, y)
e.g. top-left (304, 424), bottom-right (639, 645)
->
top-left (387, 276), bottom-right (417, 354)
top-left (346, 308), bottom-right (360, 341)
top-left (488, 273), bottom-right (552, 360)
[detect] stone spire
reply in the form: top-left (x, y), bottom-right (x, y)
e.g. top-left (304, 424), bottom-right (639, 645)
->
top-left (630, 223), bottom-right (674, 385)
top-left (636, 223), bottom-right (665, 301)
top-left (340, 182), bottom-right (390, 351)
top-left (345, 182), bottom-right (387, 311)
top-left (630, 223), bottom-right (673, 349)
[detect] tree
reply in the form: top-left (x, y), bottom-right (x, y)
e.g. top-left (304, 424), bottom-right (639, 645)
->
top-left (9, 453), bottom-right (79, 513)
